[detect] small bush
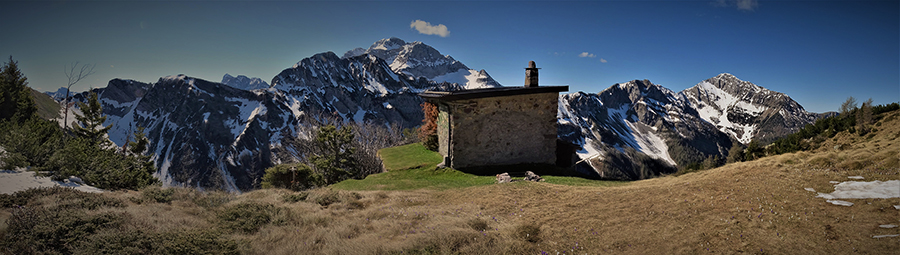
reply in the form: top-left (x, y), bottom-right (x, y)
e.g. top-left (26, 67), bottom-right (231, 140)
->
top-left (141, 186), bottom-right (175, 204)
top-left (217, 203), bottom-right (274, 234)
top-left (191, 190), bottom-right (234, 209)
top-left (261, 163), bottom-right (323, 191)
top-left (75, 229), bottom-right (239, 255)
top-left (1, 206), bottom-right (125, 254)
top-left (0, 186), bottom-right (122, 210)
top-left (313, 190), bottom-right (342, 206)
top-left (514, 223), bottom-right (542, 243)
top-left (283, 192), bottom-right (309, 203)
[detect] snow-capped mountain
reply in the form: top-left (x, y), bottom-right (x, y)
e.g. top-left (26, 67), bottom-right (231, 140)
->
top-left (62, 38), bottom-right (480, 191)
top-left (59, 36), bottom-right (824, 188)
top-left (80, 76), bottom-right (294, 192)
top-left (559, 80), bottom-right (733, 179)
top-left (45, 87), bottom-right (70, 101)
top-left (558, 74), bottom-right (823, 180)
top-left (221, 74), bottom-right (270, 90)
top-left (271, 52), bottom-right (437, 129)
top-left (343, 37), bottom-right (501, 89)
top-left (681, 73), bottom-right (819, 143)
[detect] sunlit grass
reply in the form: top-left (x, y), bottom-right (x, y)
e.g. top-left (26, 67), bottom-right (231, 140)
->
top-left (377, 143), bottom-right (443, 171)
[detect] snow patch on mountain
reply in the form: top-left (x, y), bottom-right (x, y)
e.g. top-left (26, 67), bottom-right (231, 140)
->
top-left (690, 81), bottom-right (767, 143)
top-left (343, 37), bottom-right (501, 89)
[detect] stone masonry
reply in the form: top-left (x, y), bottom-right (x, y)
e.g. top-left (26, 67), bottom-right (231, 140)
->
top-left (421, 61), bottom-right (567, 169)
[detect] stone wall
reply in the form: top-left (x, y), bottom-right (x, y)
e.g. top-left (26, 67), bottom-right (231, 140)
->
top-left (439, 92), bottom-right (558, 168)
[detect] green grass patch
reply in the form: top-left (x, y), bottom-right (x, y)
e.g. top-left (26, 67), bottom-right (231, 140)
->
top-left (377, 143), bottom-right (443, 171)
top-left (30, 88), bottom-right (60, 120)
top-left (335, 143), bottom-right (628, 190)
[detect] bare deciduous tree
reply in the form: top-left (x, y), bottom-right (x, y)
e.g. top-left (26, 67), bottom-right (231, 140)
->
top-left (63, 62), bottom-right (96, 130)
top-left (839, 96), bottom-right (857, 116)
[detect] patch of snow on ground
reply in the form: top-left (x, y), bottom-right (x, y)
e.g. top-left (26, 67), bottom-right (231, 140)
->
top-left (879, 224), bottom-right (898, 228)
top-left (826, 200), bottom-right (854, 206)
top-left (804, 188), bottom-right (816, 192)
top-left (816, 180), bottom-right (900, 199)
top-left (873, 234), bottom-right (899, 239)
top-left (894, 205), bottom-right (900, 210)
top-left (0, 169), bottom-right (103, 194)
top-left (847, 176), bottom-right (864, 180)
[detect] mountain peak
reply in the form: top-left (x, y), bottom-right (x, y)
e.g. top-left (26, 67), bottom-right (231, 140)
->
top-left (714, 73), bottom-right (738, 80)
top-left (370, 37), bottom-right (407, 51)
top-left (340, 37), bottom-right (500, 89)
top-left (222, 73), bottom-right (269, 91)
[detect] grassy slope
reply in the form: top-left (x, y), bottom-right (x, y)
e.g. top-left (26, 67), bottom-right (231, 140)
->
top-left (29, 88), bottom-right (60, 120)
top-left (2, 111), bottom-right (898, 254)
top-left (331, 142), bottom-right (627, 190)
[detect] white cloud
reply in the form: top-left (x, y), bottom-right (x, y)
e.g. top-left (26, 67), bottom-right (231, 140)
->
top-left (736, 0), bottom-right (758, 11)
top-left (410, 20), bottom-right (450, 37)
top-left (578, 52), bottom-right (596, 58)
top-left (714, 0), bottom-right (758, 11)
top-left (600, 58), bottom-right (607, 63)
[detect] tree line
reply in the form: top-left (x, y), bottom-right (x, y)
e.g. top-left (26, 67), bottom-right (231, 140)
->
top-left (0, 57), bottom-right (156, 190)
top-left (262, 113), bottom-right (420, 191)
top-left (726, 97), bottom-right (898, 163)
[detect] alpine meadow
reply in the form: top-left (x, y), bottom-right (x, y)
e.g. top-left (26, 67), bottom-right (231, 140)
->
top-left (2, 1), bottom-right (898, 254)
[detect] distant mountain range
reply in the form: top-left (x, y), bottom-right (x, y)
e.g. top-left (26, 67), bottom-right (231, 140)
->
top-left (52, 38), bottom-right (495, 191)
top-left (47, 38), bottom-right (827, 190)
top-left (221, 74), bottom-right (269, 91)
top-left (558, 73), bottom-right (829, 179)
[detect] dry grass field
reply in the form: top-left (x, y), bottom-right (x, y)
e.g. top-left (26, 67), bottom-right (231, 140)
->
top-left (2, 111), bottom-right (898, 254)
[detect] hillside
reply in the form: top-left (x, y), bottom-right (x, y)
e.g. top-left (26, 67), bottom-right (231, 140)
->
top-left (3, 110), bottom-right (897, 254)
top-left (29, 88), bottom-right (59, 120)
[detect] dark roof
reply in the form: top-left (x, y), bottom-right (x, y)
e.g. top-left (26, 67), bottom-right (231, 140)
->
top-left (419, 86), bottom-right (568, 101)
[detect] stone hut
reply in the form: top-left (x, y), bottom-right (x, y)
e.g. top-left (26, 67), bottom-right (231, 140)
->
top-left (419, 61), bottom-right (568, 169)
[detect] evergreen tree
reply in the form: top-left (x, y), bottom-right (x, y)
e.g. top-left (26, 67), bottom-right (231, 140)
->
top-left (726, 142), bottom-right (744, 163)
top-left (0, 56), bottom-right (36, 122)
top-left (745, 140), bottom-right (764, 161)
top-left (311, 125), bottom-right (357, 184)
top-left (73, 91), bottom-right (111, 145)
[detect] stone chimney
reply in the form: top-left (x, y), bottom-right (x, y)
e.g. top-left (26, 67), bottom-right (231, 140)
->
top-left (525, 61), bottom-right (540, 87)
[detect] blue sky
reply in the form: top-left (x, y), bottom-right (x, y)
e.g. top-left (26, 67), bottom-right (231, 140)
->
top-left (2, 0), bottom-right (897, 113)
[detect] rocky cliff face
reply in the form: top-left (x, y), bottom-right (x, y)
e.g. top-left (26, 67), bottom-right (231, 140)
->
top-left (60, 37), bottom-right (823, 188)
top-left (65, 38), bottom-right (486, 191)
top-left (681, 73), bottom-right (819, 143)
top-left (558, 74), bottom-right (822, 180)
top-left (343, 37), bottom-right (501, 89)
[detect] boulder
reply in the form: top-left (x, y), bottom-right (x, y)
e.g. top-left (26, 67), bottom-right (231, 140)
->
top-left (496, 173), bottom-right (512, 183)
top-left (524, 171), bottom-right (544, 182)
